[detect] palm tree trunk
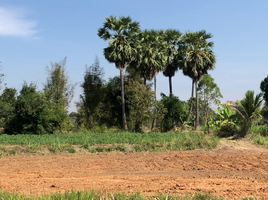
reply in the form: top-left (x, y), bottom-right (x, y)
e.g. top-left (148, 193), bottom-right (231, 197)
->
top-left (151, 76), bottom-right (157, 130)
top-left (186, 79), bottom-right (195, 122)
top-left (169, 76), bottom-right (172, 95)
top-left (154, 76), bottom-right (157, 100)
top-left (195, 79), bottom-right (199, 130)
top-left (120, 69), bottom-right (128, 130)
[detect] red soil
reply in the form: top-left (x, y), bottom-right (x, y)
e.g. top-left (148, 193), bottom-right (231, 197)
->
top-left (0, 140), bottom-right (267, 199)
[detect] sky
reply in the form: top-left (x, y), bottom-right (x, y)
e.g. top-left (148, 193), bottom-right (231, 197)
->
top-left (0, 0), bottom-right (267, 112)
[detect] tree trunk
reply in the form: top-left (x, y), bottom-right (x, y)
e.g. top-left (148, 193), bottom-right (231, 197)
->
top-left (169, 76), bottom-right (172, 95)
top-left (120, 69), bottom-right (128, 130)
top-left (144, 77), bottom-right (147, 85)
top-left (185, 79), bottom-right (195, 123)
top-left (206, 117), bottom-right (210, 134)
top-left (151, 76), bottom-right (157, 130)
top-left (195, 79), bottom-right (199, 131)
top-left (154, 76), bottom-right (157, 100)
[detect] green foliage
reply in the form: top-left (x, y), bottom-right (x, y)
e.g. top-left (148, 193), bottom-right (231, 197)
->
top-left (198, 74), bottom-right (222, 133)
top-left (77, 56), bottom-right (106, 128)
top-left (102, 76), bottom-right (124, 128)
top-left (251, 125), bottom-right (268, 137)
top-left (0, 132), bottom-right (218, 150)
top-left (160, 93), bottom-right (188, 132)
top-left (0, 87), bottom-right (16, 128)
top-left (125, 79), bottom-right (155, 132)
top-left (98, 16), bottom-right (141, 130)
top-left (180, 30), bottom-right (216, 130)
top-left (130, 29), bottom-right (167, 84)
top-left (252, 133), bottom-right (268, 148)
top-left (0, 189), bottom-right (245, 200)
top-left (162, 29), bottom-right (182, 94)
top-left (215, 104), bottom-right (239, 137)
top-left (44, 57), bottom-right (76, 109)
top-left (235, 90), bottom-right (263, 136)
top-left (5, 82), bottom-right (67, 134)
top-left (260, 75), bottom-right (268, 106)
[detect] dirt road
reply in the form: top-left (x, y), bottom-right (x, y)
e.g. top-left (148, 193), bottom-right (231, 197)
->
top-left (0, 140), bottom-right (267, 199)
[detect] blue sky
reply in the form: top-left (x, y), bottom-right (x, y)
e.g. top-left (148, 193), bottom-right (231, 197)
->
top-left (0, 0), bottom-right (267, 112)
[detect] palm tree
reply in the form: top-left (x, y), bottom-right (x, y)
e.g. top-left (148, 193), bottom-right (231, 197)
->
top-left (162, 29), bottom-right (182, 95)
top-left (234, 90), bottom-right (262, 136)
top-left (181, 30), bottom-right (216, 130)
top-left (130, 29), bottom-right (166, 92)
top-left (98, 16), bottom-right (140, 130)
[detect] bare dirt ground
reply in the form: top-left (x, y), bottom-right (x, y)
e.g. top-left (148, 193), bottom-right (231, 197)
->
top-left (0, 139), bottom-right (268, 199)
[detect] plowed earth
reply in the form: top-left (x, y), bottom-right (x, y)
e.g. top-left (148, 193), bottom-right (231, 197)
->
top-left (0, 139), bottom-right (268, 199)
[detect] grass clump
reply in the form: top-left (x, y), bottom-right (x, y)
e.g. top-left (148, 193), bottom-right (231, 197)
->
top-left (252, 134), bottom-right (268, 148)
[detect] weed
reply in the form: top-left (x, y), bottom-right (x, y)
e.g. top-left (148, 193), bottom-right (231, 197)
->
top-left (8, 147), bottom-right (17, 156)
top-left (25, 143), bottom-right (41, 153)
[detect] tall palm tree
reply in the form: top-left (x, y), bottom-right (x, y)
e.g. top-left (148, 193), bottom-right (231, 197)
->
top-left (129, 29), bottom-right (167, 130)
top-left (130, 29), bottom-right (166, 93)
top-left (181, 30), bottom-right (216, 130)
top-left (162, 29), bottom-right (182, 95)
top-left (98, 16), bottom-right (140, 130)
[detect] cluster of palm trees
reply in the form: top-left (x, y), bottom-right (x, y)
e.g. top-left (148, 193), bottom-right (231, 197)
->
top-left (98, 16), bottom-right (216, 131)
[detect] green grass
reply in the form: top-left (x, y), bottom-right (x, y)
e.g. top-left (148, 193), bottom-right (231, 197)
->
top-left (0, 132), bottom-right (217, 146)
top-left (0, 189), bottom-right (259, 200)
top-left (0, 132), bottom-right (219, 155)
top-left (252, 134), bottom-right (268, 148)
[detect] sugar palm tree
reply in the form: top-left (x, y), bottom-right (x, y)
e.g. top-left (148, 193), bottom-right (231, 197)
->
top-left (181, 30), bottom-right (216, 130)
top-left (162, 29), bottom-right (182, 95)
top-left (130, 29), bottom-right (167, 94)
top-left (98, 16), bottom-right (140, 130)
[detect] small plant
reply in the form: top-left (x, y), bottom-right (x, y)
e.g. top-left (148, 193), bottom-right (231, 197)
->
top-left (49, 143), bottom-right (65, 153)
top-left (64, 145), bottom-right (76, 153)
top-left (8, 147), bottom-right (17, 156)
top-left (25, 143), bottom-right (41, 153)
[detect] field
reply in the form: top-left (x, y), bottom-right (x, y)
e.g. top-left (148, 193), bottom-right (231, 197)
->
top-left (0, 133), bottom-right (267, 199)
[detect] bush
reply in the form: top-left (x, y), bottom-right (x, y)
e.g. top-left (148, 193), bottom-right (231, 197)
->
top-left (5, 83), bottom-right (67, 135)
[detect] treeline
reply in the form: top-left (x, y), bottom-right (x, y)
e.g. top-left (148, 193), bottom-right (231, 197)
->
top-left (0, 58), bottom-right (75, 134)
top-left (1, 15), bottom-right (268, 136)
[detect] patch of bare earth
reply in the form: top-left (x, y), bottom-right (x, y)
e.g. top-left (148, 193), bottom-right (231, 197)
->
top-left (0, 139), bottom-right (267, 199)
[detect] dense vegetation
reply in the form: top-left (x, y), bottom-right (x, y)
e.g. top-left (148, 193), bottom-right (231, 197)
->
top-left (0, 15), bottom-right (267, 140)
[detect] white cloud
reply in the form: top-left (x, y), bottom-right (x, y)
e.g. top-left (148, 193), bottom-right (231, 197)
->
top-left (0, 7), bottom-right (38, 37)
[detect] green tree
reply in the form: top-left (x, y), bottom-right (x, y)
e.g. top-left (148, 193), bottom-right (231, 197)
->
top-left (125, 79), bottom-right (155, 132)
top-left (5, 83), bottom-right (67, 134)
top-left (235, 90), bottom-right (263, 136)
top-left (198, 74), bottom-right (222, 133)
top-left (102, 76), bottom-right (124, 128)
top-left (98, 16), bottom-right (140, 130)
top-left (78, 56), bottom-right (105, 128)
top-left (44, 57), bottom-right (76, 109)
top-left (260, 75), bottom-right (268, 105)
top-left (130, 29), bottom-right (166, 87)
top-left (162, 29), bottom-right (182, 95)
top-left (0, 87), bottom-right (16, 128)
top-left (132, 30), bottom-right (167, 130)
top-left (181, 30), bottom-right (216, 130)
top-left (160, 93), bottom-right (188, 132)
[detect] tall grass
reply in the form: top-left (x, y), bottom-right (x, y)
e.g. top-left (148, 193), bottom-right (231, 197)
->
top-left (0, 189), bottom-right (257, 199)
top-left (0, 132), bottom-right (217, 146)
top-left (0, 132), bottom-right (219, 155)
